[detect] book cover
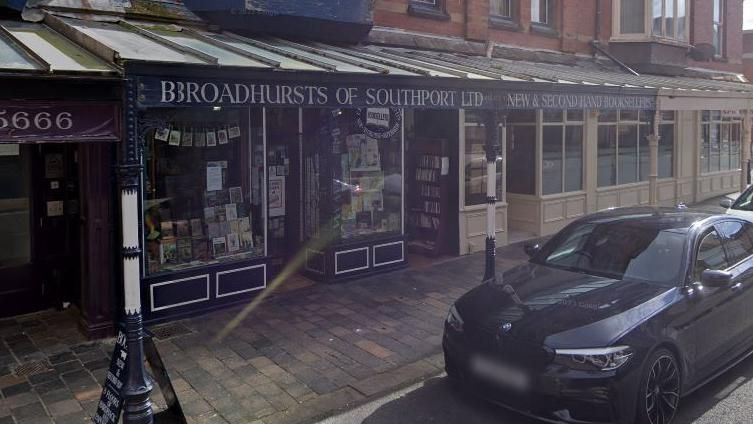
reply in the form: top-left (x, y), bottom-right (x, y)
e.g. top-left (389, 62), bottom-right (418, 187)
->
top-left (160, 221), bottom-right (174, 238)
top-left (168, 129), bottom-right (182, 146)
top-left (190, 218), bottom-right (203, 237)
top-left (229, 186), bottom-right (243, 203)
top-left (206, 129), bottom-right (217, 146)
top-left (240, 231), bottom-right (254, 248)
top-left (175, 220), bottom-right (190, 238)
top-left (225, 203), bottom-right (238, 221)
top-left (227, 233), bottom-right (240, 252)
top-left (160, 237), bottom-right (177, 264)
top-left (212, 237), bottom-right (227, 257)
top-left (177, 238), bottom-right (192, 262)
top-left (195, 129), bottom-right (206, 147)
top-left (192, 238), bottom-right (208, 261)
top-left (229, 219), bottom-right (240, 234)
top-left (207, 222), bottom-right (221, 239)
top-left (239, 216), bottom-right (251, 232)
top-left (154, 127), bottom-right (170, 142)
top-left (228, 125), bottom-right (241, 139)
top-left (181, 128), bottom-right (193, 147)
top-left (218, 128), bottom-right (229, 145)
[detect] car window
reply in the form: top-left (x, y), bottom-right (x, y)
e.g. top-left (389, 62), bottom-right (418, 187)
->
top-left (717, 221), bottom-right (753, 266)
top-left (731, 187), bottom-right (753, 211)
top-left (695, 230), bottom-right (729, 281)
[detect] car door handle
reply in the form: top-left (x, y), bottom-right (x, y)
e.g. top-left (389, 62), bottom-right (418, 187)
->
top-left (731, 282), bottom-right (744, 292)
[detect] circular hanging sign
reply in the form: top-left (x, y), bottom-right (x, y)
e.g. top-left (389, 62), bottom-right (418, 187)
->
top-left (355, 108), bottom-right (402, 140)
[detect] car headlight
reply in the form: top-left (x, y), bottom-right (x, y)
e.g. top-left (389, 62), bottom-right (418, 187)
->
top-left (446, 305), bottom-right (464, 333)
top-left (554, 346), bottom-right (633, 371)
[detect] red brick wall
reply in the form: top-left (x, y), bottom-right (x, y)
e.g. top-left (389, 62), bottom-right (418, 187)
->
top-left (373, 0), bottom-right (744, 73)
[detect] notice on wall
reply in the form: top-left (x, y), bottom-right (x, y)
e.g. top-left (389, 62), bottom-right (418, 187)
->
top-left (46, 200), bottom-right (64, 217)
top-left (206, 166), bottom-right (223, 191)
top-left (269, 176), bottom-right (285, 217)
top-left (93, 330), bottom-right (127, 424)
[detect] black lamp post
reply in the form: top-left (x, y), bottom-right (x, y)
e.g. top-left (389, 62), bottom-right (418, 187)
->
top-left (119, 78), bottom-right (154, 424)
top-left (483, 110), bottom-right (502, 283)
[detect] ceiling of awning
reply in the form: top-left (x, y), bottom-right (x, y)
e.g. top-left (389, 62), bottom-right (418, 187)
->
top-left (1, 15), bottom-right (752, 100)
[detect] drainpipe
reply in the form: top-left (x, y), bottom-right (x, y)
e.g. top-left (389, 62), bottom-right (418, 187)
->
top-left (120, 79), bottom-right (154, 424)
top-left (594, 0), bottom-right (602, 42)
top-left (483, 111), bottom-right (503, 283)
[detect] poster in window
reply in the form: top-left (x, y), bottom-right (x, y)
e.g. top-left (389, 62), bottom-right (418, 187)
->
top-left (229, 186), bottom-right (243, 203)
top-left (181, 128), bottom-right (193, 147)
top-left (206, 166), bottom-right (223, 191)
top-left (228, 125), bottom-right (241, 139)
top-left (227, 233), bottom-right (240, 252)
top-left (154, 127), bottom-right (170, 142)
top-left (269, 176), bottom-right (286, 217)
top-left (218, 128), bottom-right (229, 145)
top-left (168, 128), bottom-right (182, 146)
top-left (195, 129), bottom-right (206, 147)
top-left (212, 237), bottom-right (227, 256)
top-left (206, 129), bottom-right (217, 146)
top-left (45, 153), bottom-right (64, 179)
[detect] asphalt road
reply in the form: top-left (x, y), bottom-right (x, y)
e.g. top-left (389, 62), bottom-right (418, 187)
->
top-left (318, 354), bottom-right (753, 424)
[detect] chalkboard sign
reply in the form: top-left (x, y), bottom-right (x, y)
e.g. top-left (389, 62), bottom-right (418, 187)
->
top-left (93, 330), bottom-right (128, 424)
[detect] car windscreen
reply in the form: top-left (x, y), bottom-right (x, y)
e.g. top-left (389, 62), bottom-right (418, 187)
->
top-left (731, 186), bottom-right (753, 211)
top-left (533, 221), bottom-right (686, 285)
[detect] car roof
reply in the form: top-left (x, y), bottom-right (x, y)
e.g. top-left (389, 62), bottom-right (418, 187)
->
top-left (577, 207), bottom-right (723, 233)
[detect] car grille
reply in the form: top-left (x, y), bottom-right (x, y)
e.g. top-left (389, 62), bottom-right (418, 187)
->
top-left (466, 317), bottom-right (553, 370)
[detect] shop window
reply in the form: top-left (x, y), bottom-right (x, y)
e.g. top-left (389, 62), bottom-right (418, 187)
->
top-left (542, 111), bottom-right (583, 195)
top-left (408, 0), bottom-right (450, 21)
top-left (701, 111), bottom-right (741, 174)
top-left (597, 110), bottom-right (652, 187)
top-left (505, 110), bottom-right (537, 196)
top-left (464, 111), bottom-right (505, 204)
top-left (658, 112), bottom-right (675, 178)
top-left (142, 108), bottom-right (265, 275)
top-left (712, 0), bottom-right (724, 57)
top-left (615, 0), bottom-right (688, 42)
top-left (0, 144), bottom-right (30, 267)
top-left (303, 108), bottom-right (403, 241)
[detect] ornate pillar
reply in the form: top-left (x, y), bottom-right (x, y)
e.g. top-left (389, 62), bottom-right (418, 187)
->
top-left (483, 111), bottom-right (502, 282)
top-left (120, 78), bottom-right (153, 424)
top-left (741, 110), bottom-right (752, 192)
top-left (648, 110), bottom-right (661, 206)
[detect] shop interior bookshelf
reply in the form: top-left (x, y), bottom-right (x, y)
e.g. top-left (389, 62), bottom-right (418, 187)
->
top-left (407, 139), bottom-right (450, 256)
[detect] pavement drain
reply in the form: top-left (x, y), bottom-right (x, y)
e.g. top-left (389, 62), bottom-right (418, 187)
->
top-left (149, 322), bottom-right (193, 340)
top-left (12, 360), bottom-right (50, 377)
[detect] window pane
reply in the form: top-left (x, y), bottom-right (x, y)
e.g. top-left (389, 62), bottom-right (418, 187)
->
top-left (677, 0), bottom-right (686, 40)
top-left (143, 108), bottom-right (265, 275)
top-left (531, 0), bottom-right (548, 24)
top-left (717, 221), bottom-right (753, 266)
top-left (659, 123), bottom-right (674, 178)
top-left (720, 123), bottom-right (730, 171)
top-left (639, 124), bottom-right (650, 181)
top-left (664, 0), bottom-right (674, 37)
top-left (506, 125), bottom-right (536, 194)
top-left (701, 124), bottom-right (710, 173)
top-left (620, 110), bottom-right (639, 121)
top-left (567, 110), bottom-right (584, 121)
top-left (599, 110), bottom-right (617, 122)
top-left (730, 123), bottom-right (741, 170)
top-left (652, 0), bottom-right (663, 36)
top-left (620, 0), bottom-right (646, 33)
top-left (542, 126), bottom-right (563, 195)
top-left (710, 123), bottom-right (720, 172)
top-left (0, 145), bottom-right (31, 267)
top-left (565, 126), bottom-right (583, 192)
top-left (598, 125), bottom-right (617, 187)
top-left (490, 0), bottom-right (512, 17)
top-left (618, 124), bottom-right (638, 184)
top-left (464, 124), bottom-right (504, 204)
top-left (543, 110), bottom-right (563, 122)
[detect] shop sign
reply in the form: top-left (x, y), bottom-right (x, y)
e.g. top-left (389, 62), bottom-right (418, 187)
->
top-left (93, 330), bottom-right (127, 424)
top-left (356, 108), bottom-right (401, 139)
top-left (0, 102), bottom-right (120, 143)
top-left (138, 77), bottom-right (656, 111)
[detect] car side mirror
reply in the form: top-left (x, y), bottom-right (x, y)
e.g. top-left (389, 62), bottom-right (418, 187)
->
top-left (524, 243), bottom-right (540, 258)
top-left (701, 269), bottom-right (733, 288)
top-left (720, 199), bottom-right (733, 209)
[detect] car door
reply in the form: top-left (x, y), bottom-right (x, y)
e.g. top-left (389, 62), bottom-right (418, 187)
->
top-left (687, 227), bottom-right (738, 380)
top-left (715, 220), bottom-right (753, 352)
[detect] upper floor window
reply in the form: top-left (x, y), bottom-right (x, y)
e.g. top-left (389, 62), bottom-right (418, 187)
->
top-left (408, 0), bottom-right (450, 21)
top-left (491, 0), bottom-right (513, 18)
top-left (531, 0), bottom-right (553, 26)
top-left (615, 0), bottom-right (688, 42)
top-left (712, 0), bottom-right (724, 56)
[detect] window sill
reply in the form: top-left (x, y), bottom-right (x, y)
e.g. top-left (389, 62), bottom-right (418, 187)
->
top-left (609, 35), bottom-right (691, 48)
top-left (407, 3), bottom-right (450, 21)
top-left (489, 15), bottom-right (520, 32)
top-left (530, 22), bottom-right (558, 38)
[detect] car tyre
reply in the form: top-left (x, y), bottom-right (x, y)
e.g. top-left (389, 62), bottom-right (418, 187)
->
top-left (636, 348), bottom-right (681, 424)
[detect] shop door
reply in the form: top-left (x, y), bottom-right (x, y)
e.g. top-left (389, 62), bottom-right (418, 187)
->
top-left (31, 144), bottom-right (81, 311)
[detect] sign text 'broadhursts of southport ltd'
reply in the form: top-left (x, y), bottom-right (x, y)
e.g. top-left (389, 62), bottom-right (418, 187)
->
top-left (138, 78), bottom-right (656, 111)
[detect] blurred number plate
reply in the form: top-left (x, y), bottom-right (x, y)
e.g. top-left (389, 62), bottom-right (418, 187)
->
top-left (470, 355), bottom-right (530, 392)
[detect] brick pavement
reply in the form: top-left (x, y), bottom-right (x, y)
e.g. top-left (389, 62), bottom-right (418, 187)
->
top-left (0, 197), bottom-right (730, 424)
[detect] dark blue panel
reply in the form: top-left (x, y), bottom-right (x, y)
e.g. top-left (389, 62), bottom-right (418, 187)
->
top-left (374, 242), bottom-right (404, 266)
top-left (183, 0), bottom-right (372, 24)
top-left (216, 265), bottom-right (266, 297)
top-left (335, 248), bottom-right (368, 274)
top-left (151, 275), bottom-right (209, 311)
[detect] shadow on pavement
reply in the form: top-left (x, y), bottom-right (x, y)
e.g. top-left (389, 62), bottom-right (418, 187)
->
top-left (360, 355), bottom-right (753, 424)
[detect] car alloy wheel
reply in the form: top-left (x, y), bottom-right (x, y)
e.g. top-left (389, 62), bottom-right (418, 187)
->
top-left (643, 349), bottom-right (680, 424)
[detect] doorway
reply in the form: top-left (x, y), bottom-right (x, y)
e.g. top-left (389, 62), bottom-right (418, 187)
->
top-left (505, 111), bottom-right (538, 243)
top-left (0, 144), bottom-right (81, 317)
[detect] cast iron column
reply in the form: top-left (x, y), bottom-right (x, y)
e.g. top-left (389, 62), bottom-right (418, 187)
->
top-left (648, 110), bottom-right (660, 206)
top-left (120, 78), bottom-right (154, 424)
top-left (483, 111), bottom-right (502, 283)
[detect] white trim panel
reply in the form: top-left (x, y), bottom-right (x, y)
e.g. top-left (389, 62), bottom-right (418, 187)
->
top-left (334, 246), bottom-right (370, 275)
top-left (215, 264), bottom-right (267, 298)
top-left (373, 241), bottom-right (404, 267)
top-left (150, 274), bottom-right (210, 312)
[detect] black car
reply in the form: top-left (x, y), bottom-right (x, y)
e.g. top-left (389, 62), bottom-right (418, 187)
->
top-left (443, 207), bottom-right (753, 424)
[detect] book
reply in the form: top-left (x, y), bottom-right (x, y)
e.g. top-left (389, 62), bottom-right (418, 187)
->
top-left (225, 203), bottom-right (238, 221)
top-left (228, 125), bottom-right (241, 139)
top-left (154, 127), bottom-right (170, 142)
top-left (212, 237), bottom-right (227, 257)
top-left (175, 220), bottom-right (190, 238)
top-left (227, 233), bottom-right (240, 252)
top-left (192, 238), bottom-right (208, 261)
top-left (160, 221), bottom-right (174, 238)
top-left (190, 218), bottom-right (203, 237)
top-left (240, 231), bottom-right (254, 248)
top-left (206, 129), bottom-right (217, 146)
top-left (229, 186), bottom-right (243, 203)
top-left (218, 128), bottom-right (229, 144)
top-left (177, 238), bottom-right (192, 262)
top-left (160, 237), bottom-right (177, 264)
top-left (168, 129), bottom-right (182, 146)
top-left (239, 216), bottom-right (251, 232)
top-left (207, 222), bottom-right (221, 239)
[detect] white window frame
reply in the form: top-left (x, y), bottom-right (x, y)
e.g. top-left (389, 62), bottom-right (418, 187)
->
top-left (531, 0), bottom-right (552, 25)
top-left (712, 0), bottom-right (725, 57)
top-left (490, 0), bottom-right (513, 18)
top-left (612, 0), bottom-right (690, 44)
top-left (541, 111), bottom-right (585, 196)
